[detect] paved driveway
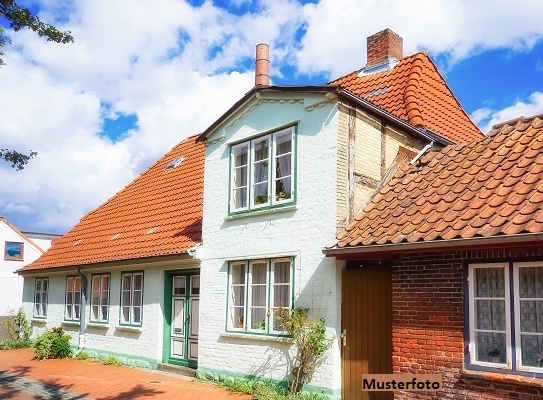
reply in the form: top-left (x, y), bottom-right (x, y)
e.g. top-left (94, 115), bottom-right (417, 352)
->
top-left (0, 349), bottom-right (251, 399)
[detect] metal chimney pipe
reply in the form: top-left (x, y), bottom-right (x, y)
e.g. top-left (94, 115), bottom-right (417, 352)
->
top-left (255, 43), bottom-right (270, 86)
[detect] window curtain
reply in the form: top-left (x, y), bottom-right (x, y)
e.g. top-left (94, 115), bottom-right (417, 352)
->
top-left (519, 267), bottom-right (543, 367)
top-left (275, 135), bottom-right (291, 198)
top-left (251, 263), bottom-right (267, 330)
top-left (253, 139), bottom-right (269, 204)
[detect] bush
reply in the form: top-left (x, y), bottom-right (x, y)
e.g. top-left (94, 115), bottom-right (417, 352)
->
top-left (218, 379), bottom-right (255, 395)
top-left (76, 351), bottom-right (89, 360)
top-left (0, 338), bottom-right (33, 350)
top-left (2, 308), bottom-right (32, 341)
top-left (33, 327), bottom-right (72, 360)
top-left (102, 356), bottom-right (121, 366)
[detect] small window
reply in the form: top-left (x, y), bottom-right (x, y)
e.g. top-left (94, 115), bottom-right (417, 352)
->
top-left (120, 272), bottom-right (143, 326)
top-left (227, 258), bottom-right (293, 335)
top-left (65, 276), bottom-right (82, 321)
top-left (5, 241), bottom-right (23, 260)
top-left (91, 274), bottom-right (110, 322)
top-left (229, 126), bottom-right (295, 214)
top-left (34, 278), bottom-right (48, 318)
top-left (166, 156), bottom-right (185, 170)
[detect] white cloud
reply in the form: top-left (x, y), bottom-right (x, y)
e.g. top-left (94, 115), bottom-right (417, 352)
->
top-left (472, 92), bottom-right (543, 134)
top-left (1, 0), bottom-right (543, 233)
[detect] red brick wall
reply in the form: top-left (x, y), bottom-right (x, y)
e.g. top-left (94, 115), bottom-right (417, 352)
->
top-left (366, 28), bottom-right (403, 67)
top-left (391, 245), bottom-right (543, 400)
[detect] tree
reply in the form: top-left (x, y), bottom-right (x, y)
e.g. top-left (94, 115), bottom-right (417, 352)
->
top-left (0, 0), bottom-right (74, 169)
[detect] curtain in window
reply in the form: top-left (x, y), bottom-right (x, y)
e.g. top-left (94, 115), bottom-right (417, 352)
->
top-left (233, 145), bottom-right (248, 208)
top-left (230, 264), bottom-right (246, 329)
top-left (272, 260), bottom-right (291, 330)
top-left (122, 275), bottom-right (131, 323)
top-left (275, 134), bottom-right (292, 200)
top-left (519, 267), bottom-right (543, 367)
top-left (474, 267), bottom-right (506, 363)
top-left (253, 138), bottom-right (269, 205)
top-left (250, 262), bottom-right (267, 330)
top-left (101, 276), bottom-right (109, 320)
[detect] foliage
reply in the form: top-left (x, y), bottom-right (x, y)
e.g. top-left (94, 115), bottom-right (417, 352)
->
top-left (0, 338), bottom-right (33, 350)
top-left (76, 350), bottom-right (89, 360)
top-left (276, 307), bottom-right (333, 394)
top-left (0, 148), bottom-right (37, 170)
top-left (218, 378), bottom-right (255, 394)
top-left (33, 327), bottom-right (72, 360)
top-left (2, 308), bottom-right (32, 341)
top-left (0, 0), bottom-right (74, 66)
top-left (103, 355), bottom-right (122, 366)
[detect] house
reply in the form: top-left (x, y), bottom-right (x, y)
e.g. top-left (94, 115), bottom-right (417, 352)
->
top-left (0, 217), bottom-right (60, 339)
top-left (18, 28), bottom-right (481, 398)
top-left (324, 114), bottom-right (543, 399)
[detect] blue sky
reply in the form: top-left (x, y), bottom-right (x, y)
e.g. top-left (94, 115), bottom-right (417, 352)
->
top-left (1, 0), bottom-right (543, 234)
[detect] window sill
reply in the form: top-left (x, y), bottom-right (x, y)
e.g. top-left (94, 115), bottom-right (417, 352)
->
top-left (87, 322), bottom-right (109, 329)
top-left (61, 320), bottom-right (80, 327)
top-left (221, 331), bottom-right (293, 344)
top-left (115, 325), bottom-right (142, 333)
top-left (31, 318), bottom-right (46, 324)
top-left (225, 205), bottom-right (297, 220)
top-left (463, 369), bottom-right (543, 388)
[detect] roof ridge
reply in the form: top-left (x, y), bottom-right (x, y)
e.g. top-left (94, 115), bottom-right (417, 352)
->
top-left (491, 113), bottom-right (543, 131)
top-left (404, 53), bottom-right (425, 127)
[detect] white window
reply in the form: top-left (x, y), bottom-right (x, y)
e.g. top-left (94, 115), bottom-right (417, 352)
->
top-left (34, 278), bottom-right (48, 318)
top-left (468, 262), bottom-right (543, 373)
top-left (230, 127), bottom-right (295, 213)
top-left (120, 272), bottom-right (143, 325)
top-left (228, 258), bottom-right (293, 334)
top-left (91, 274), bottom-right (110, 322)
top-left (65, 276), bottom-right (82, 321)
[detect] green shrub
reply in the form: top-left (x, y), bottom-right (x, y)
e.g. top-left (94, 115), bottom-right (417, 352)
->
top-left (33, 327), bottom-right (72, 360)
top-left (0, 338), bottom-right (33, 350)
top-left (76, 351), bottom-right (89, 360)
top-left (252, 381), bottom-right (326, 400)
top-left (2, 308), bottom-right (32, 341)
top-left (218, 378), bottom-right (255, 394)
top-left (103, 355), bottom-right (121, 366)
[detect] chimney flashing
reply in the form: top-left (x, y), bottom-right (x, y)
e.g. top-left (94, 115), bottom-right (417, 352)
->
top-left (359, 58), bottom-right (399, 77)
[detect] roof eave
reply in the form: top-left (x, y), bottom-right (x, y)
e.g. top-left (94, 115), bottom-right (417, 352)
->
top-left (323, 233), bottom-right (543, 259)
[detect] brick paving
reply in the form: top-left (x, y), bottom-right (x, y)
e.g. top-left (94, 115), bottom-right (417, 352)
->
top-left (0, 349), bottom-right (251, 399)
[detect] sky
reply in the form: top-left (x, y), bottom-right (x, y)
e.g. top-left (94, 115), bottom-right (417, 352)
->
top-left (1, 0), bottom-right (543, 235)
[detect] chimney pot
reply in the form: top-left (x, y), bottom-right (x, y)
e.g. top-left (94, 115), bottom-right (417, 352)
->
top-left (255, 43), bottom-right (270, 86)
top-left (366, 29), bottom-right (403, 69)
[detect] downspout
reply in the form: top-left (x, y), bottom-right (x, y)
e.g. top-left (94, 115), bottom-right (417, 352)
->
top-left (76, 268), bottom-right (87, 349)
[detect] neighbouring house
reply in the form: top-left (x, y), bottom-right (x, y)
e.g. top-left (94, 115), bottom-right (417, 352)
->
top-left (324, 114), bottom-right (543, 400)
top-left (18, 28), bottom-right (482, 398)
top-left (0, 217), bottom-right (60, 339)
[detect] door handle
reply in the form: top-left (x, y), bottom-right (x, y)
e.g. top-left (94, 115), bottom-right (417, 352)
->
top-left (341, 329), bottom-right (346, 347)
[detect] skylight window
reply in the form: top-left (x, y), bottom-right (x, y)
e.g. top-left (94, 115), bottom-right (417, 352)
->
top-left (166, 156), bottom-right (185, 170)
top-left (111, 233), bottom-right (121, 240)
top-left (146, 226), bottom-right (158, 234)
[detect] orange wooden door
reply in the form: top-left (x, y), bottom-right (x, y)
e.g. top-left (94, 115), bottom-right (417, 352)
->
top-left (342, 267), bottom-right (392, 400)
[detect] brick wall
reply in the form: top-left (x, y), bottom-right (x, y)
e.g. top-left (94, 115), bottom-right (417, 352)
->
top-left (366, 29), bottom-right (403, 68)
top-left (392, 245), bottom-right (543, 399)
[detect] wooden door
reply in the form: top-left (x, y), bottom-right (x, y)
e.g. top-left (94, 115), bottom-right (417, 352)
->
top-left (342, 267), bottom-right (392, 400)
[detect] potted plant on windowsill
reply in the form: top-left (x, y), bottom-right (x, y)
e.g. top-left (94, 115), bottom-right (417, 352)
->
top-left (237, 315), bottom-right (244, 329)
top-left (488, 348), bottom-right (501, 363)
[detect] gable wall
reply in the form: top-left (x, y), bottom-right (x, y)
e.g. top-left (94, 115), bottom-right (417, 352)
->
top-left (199, 93), bottom-right (342, 395)
top-left (336, 103), bottom-right (424, 233)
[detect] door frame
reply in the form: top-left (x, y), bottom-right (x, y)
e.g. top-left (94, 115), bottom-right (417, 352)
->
top-left (162, 269), bottom-right (199, 368)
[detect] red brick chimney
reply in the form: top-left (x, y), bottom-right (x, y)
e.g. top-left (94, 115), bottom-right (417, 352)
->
top-left (255, 43), bottom-right (270, 86)
top-left (366, 29), bottom-right (403, 68)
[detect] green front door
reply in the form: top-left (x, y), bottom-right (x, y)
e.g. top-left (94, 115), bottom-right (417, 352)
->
top-left (163, 270), bottom-right (200, 368)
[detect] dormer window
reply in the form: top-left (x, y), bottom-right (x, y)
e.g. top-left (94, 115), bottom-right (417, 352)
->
top-left (229, 126), bottom-right (295, 214)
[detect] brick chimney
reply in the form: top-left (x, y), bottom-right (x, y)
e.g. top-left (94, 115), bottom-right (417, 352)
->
top-left (255, 43), bottom-right (270, 86)
top-left (366, 29), bottom-right (403, 69)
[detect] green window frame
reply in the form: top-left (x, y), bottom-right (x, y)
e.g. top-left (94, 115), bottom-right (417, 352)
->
top-left (90, 273), bottom-right (110, 323)
top-left (34, 277), bottom-right (48, 318)
top-left (229, 126), bottom-right (296, 214)
top-left (227, 257), bottom-right (294, 335)
top-left (120, 271), bottom-right (143, 326)
top-left (65, 276), bottom-right (82, 321)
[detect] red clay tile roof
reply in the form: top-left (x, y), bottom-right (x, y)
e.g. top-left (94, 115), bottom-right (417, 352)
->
top-left (22, 135), bottom-right (204, 271)
top-left (331, 52), bottom-right (483, 144)
top-left (334, 114), bottom-right (543, 248)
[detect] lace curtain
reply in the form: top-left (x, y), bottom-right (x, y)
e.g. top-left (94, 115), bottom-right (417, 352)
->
top-left (519, 267), bottom-right (543, 367)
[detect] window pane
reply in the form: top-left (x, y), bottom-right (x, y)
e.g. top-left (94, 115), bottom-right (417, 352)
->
top-left (475, 267), bottom-right (505, 297)
top-left (254, 137), bottom-right (269, 161)
top-left (233, 145), bottom-right (248, 167)
top-left (251, 308), bottom-right (266, 330)
top-left (475, 331), bottom-right (506, 363)
top-left (101, 305), bottom-right (108, 320)
top-left (92, 305), bottom-right (99, 320)
top-left (67, 277), bottom-right (73, 291)
top-left (134, 274), bottom-right (143, 291)
top-left (133, 307), bottom-right (141, 323)
top-left (274, 262), bottom-right (290, 284)
top-left (122, 307), bottom-right (130, 323)
top-left (74, 305), bottom-right (80, 319)
top-left (35, 292), bottom-right (41, 307)
top-left (475, 299), bottom-right (506, 331)
top-left (231, 264), bottom-right (246, 285)
top-left (66, 304), bottom-right (72, 319)
top-left (234, 167), bottom-right (247, 189)
top-left (42, 280), bottom-right (48, 292)
top-left (252, 263), bottom-right (267, 284)
top-left (122, 291), bottom-right (130, 307)
top-left (67, 292), bottom-right (73, 307)
top-left (75, 277), bottom-right (81, 291)
top-left (521, 334), bottom-right (543, 367)
top-left (191, 276), bottom-right (200, 295)
top-left (276, 132), bottom-right (292, 155)
top-left (173, 276), bottom-right (186, 295)
top-left (42, 303), bottom-right (47, 317)
top-left (133, 291), bottom-right (142, 307)
top-left (123, 275), bottom-right (131, 292)
top-left (273, 285), bottom-right (290, 308)
top-left (233, 187), bottom-right (247, 209)
top-left (253, 182), bottom-right (268, 204)
top-left (519, 267), bottom-right (543, 298)
top-left (36, 280), bottom-right (41, 292)
top-left (232, 286), bottom-right (245, 307)
top-left (231, 307), bottom-right (244, 329)
top-left (251, 286), bottom-right (266, 307)
top-left (520, 301), bottom-right (543, 333)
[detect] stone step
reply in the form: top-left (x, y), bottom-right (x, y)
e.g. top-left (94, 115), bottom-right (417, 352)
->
top-left (157, 363), bottom-right (196, 378)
